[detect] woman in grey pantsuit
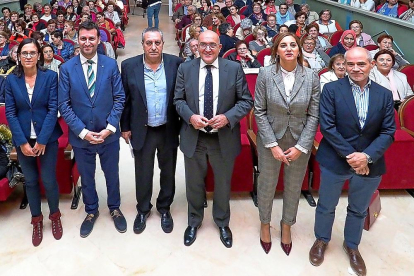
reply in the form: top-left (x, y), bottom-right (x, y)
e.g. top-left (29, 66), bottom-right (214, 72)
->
top-left (254, 33), bottom-right (320, 255)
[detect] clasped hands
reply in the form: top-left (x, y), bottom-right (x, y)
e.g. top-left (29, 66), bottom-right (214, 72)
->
top-left (85, 129), bottom-right (112, 144)
top-left (190, 114), bottom-right (229, 130)
top-left (346, 152), bottom-right (369, 175)
top-left (270, 145), bottom-right (301, 166)
top-left (20, 142), bottom-right (46, 157)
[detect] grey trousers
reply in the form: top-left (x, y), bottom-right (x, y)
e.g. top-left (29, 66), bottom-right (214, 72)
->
top-left (184, 132), bottom-right (235, 228)
top-left (257, 130), bottom-right (310, 225)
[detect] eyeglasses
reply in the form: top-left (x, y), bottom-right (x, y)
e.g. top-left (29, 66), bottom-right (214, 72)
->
top-left (237, 47), bottom-right (248, 51)
top-left (199, 42), bottom-right (218, 49)
top-left (20, 51), bottom-right (38, 58)
top-left (303, 42), bottom-right (315, 46)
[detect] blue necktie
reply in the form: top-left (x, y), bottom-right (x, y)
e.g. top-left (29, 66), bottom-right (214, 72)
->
top-left (204, 65), bottom-right (213, 132)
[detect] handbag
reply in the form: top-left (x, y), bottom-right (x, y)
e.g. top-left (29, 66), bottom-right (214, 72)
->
top-left (6, 161), bottom-right (25, 188)
top-left (364, 190), bottom-right (381, 231)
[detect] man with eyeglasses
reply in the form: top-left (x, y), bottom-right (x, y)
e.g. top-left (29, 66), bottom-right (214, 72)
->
top-left (176, 5), bottom-right (196, 30)
top-left (202, 4), bottom-right (222, 27)
top-left (174, 30), bottom-right (253, 248)
top-left (172, 0), bottom-right (192, 24)
top-left (221, 0), bottom-right (233, 17)
top-left (120, 27), bottom-right (182, 235)
top-left (265, 14), bottom-right (278, 38)
top-left (40, 19), bottom-right (57, 43)
top-left (285, 0), bottom-right (300, 16)
top-left (58, 21), bottom-right (126, 238)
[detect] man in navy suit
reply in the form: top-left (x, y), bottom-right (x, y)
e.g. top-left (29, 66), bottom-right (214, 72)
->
top-left (58, 21), bottom-right (126, 238)
top-left (309, 47), bottom-right (395, 276)
top-left (120, 28), bottom-right (182, 235)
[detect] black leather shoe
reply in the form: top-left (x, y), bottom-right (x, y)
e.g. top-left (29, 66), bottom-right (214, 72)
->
top-left (160, 211), bottom-right (174, 233)
top-left (133, 211), bottom-right (151, 234)
top-left (184, 225), bottom-right (200, 246)
top-left (110, 209), bottom-right (127, 233)
top-left (219, 226), bottom-right (233, 248)
top-left (80, 211), bottom-right (99, 238)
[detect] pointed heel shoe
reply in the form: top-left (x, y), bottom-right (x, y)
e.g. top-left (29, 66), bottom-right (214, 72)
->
top-left (260, 224), bottom-right (272, 254)
top-left (280, 221), bottom-right (292, 256)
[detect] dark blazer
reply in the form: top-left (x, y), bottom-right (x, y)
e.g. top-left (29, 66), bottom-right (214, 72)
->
top-left (120, 53), bottom-right (182, 151)
top-left (174, 57), bottom-right (254, 160)
top-left (328, 42), bottom-right (347, 57)
top-left (58, 54), bottom-right (125, 148)
top-left (316, 77), bottom-right (396, 176)
top-left (219, 34), bottom-right (239, 57)
top-left (5, 69), bottom-right (62, 147)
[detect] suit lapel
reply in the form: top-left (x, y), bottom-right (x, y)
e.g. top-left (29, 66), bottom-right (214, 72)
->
top-left (362, 82), bottom-right (377, 130)
top-left (135, 55), bottom-right (147, 108)
top-left (92, 55), bottom-right (104, 104)
top-left (340, 77), bottom-right (360, 127)
top-left (217, 58), bottom-right (228, 113)
top-left (290, 66), bottom-right (305, 101)
top-left (31, 69), bottom-right (45, 106)
top-left (74, 56), bottom-right (92, 102)
top-left (17, 74), bottom-right (31, 107)
top-left (163, 54), bottom-right (172, 107)
top-left (192, 59), bottom-right (201, 114)
top-left (271, 66), bottom-right (288, 105)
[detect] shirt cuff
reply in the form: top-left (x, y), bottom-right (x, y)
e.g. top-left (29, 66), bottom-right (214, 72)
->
top-left (265, 142), bottom-right (278, 148)
top-left (106, 124), bottom-right (116, 134)
top-left (79, 129), bottom-right (89, 140)
top-left (295, 144), bottom-right (308, 154)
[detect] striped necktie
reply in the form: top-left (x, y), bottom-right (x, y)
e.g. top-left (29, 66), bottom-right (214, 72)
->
top-left (87, 59), bottom-right (95, 98)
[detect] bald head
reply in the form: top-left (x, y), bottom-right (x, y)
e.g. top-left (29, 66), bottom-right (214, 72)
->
top-left (344, 47), bottom-right (372, 63)
top-left (198, 30), bottom-right (222, 64)
top-left (345, 47), bottom-right (374, 88)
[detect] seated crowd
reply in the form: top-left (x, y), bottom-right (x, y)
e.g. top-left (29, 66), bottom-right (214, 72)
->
top-left (0, 0), bottom-right (127, 76)
top-left (173, 0), bottom-right (412, 104)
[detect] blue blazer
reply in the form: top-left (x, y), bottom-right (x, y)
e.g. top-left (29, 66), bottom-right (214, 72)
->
top-left (316, 77), bottom-right (396, 176)
top-left (5, 69), bottom-right (63, 147)
top-left (58, 54), bottom-right (125, 148)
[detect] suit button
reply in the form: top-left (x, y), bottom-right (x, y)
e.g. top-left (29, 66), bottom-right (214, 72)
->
top-left (90, 120), bottom-right (93, 123)
top-left (287, 111), bottom-right (291, 115)
top-left (144, 124), bottom-right (147, 127)
top-left (33, 121), bottom-right (36, 125)
top-left (146, 110), bottom-right (148, 113)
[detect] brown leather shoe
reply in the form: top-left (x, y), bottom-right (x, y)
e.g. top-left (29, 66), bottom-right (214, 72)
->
top-left (31, 214), bottom-right (43, 247)
top-left (309, 239), bottom-right (328, 266)
top-left (343, 241), bottom-right (367, 276)
top-left (49, 210), bottom-right (63, 240)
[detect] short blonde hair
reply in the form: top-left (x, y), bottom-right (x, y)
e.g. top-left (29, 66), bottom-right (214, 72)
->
top-left (252, 25), bottom-right (267, 39)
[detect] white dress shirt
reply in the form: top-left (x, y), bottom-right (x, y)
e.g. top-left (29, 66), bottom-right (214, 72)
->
top-left (78, 53), bottom-right (116, 139)
top-left (198, 58), bottom-right (219, 133)
top-left (26, 83), bottom-right (37, 139)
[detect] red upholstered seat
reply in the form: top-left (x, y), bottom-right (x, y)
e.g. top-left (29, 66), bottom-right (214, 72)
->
top-left (256, 48), bottom-right (271, 66)
top-left (205, 116), bottom-right (253, 192)
top-left (399, 65), bottom-right (414, 92)
top-left (318, 68), bottom-right (329, 78)
top-left (245, 72), bottom-right (258, 98)
top-left (239, 6), bottom-right (247, 15)
top-left (311, 110), bottom-right (414, 190)
top-left (363, 45), bottom-right (379, 51)
top-left (0, 106), bottom-right (13, 201)
top-left (329, 30), bottom-right (344, 46)
top-left (244, 34), bottom-right (254, 45)
top-left (399, 95), bottom-right (414, 134)
top-left (222, 48), bottom-right (236, 59)
top-left (233, 23), bottom-right (241, 34)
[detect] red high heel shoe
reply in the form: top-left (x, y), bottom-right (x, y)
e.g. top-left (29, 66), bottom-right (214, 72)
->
top-left (260, 224), bottom-right (272, 254)
top-left (280, 221), bottom-right (292, 256)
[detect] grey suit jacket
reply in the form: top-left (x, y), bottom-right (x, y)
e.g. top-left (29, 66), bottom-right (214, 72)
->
top-left (174, 57), bottom-right (254, 159)
top-left (254, 65), bottom-right (320, 151)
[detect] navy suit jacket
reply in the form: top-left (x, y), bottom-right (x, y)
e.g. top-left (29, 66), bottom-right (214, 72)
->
top-left (5, 69), bottom-right (62, 147)
top-left (120, 53), bottom-right (182, 151)
top-left (58, 54), bottom-right (125, 148)
top-left (316, 77), bottom-right (396, 176)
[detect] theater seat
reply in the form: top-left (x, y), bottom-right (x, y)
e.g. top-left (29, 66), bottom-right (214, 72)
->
top-left (0, 105), bottom-right (13, 201)
top-left (399, 95), bottom-right (414, 135)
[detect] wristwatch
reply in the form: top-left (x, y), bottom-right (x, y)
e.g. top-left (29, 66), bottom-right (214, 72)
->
top-left (362, 152), bottom-right (373, 164)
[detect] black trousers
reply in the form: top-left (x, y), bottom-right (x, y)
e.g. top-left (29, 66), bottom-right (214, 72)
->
top-left (133, 125), bottom-right (177, 214)
top-left (184, 131), bottom-right (235, 228)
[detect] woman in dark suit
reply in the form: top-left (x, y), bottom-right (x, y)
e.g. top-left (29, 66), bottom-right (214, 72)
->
top-left (254, 33), bottom-right (320, 255)
top-left (5, 38), bottom-right (63, 247)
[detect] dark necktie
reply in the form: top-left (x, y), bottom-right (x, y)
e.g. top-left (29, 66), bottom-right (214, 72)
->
top-left (204, 65), bottom-right (213, 132)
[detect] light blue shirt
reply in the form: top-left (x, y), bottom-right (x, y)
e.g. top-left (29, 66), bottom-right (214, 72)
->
top-left (144, 58), bottom-right (167, 127)
top-left (349, 78), bottom-right (371, 129)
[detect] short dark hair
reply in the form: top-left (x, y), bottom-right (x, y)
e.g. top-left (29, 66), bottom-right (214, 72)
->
top-left (2, 7), bottom-right (11, 13)
top-left (15, 38), bottom-right (44, 77)
top-left (48, 19), bottom-right (57, 25)
top-left (78, 21), bottom-right (100, 37)
top-left (14, 19), bottom-right (27, 30)
top-left (219, 23), bottom-right (231, 35)
top-left (57, 10), bottom-right (65, 16)
top-left (377, 34), bottom-right (393, 44)
top-left (349, 20), bottom-right (363, 30)
top-left (295, 11), bottom-right (308, 20)
top-left (51, 30), bottom-right (63, 40)
top-left (319, 9), bottom-right (331, 20)
top-left (374, 49), bottom-right (396, 66)
top-left (31, 31), bottom-right (44, 40)
top-left (235, 40), bottom-right (247, 49)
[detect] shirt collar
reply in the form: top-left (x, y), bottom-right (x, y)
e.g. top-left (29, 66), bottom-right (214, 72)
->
top-left (200, 58), bottom-right (219, 69)
top-left (80, 53), bottom-right (98, 65)
top-left (349, 77), bottom-right (371, 89)
top-left (143, 54), bottom-right (164, 71)
top-left (280, 65), bottom-right (297, 75)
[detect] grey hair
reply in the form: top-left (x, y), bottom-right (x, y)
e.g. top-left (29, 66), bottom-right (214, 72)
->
top-left (8, 45), bottom-right (18, 58)
top-left (188, 5), bottom-right (196, 12)
top-left (141, 27), bottom-right (164, 42)
top-left (300, 3), bottom-right (310, 9)
top-left (344, 47), bottom-right (372, 63)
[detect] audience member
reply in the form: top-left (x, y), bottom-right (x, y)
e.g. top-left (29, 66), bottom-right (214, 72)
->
top-left (329, 30), bottom-right (357, 57)
top-left (226, 40), bottom-right (261, 68)
top-left (0, 45), bottom-right (17, 75)
top-left (219, 23), bottom-right (238, 57)
top-left (370, 49), bottom-right (413, 109)
top-left (202, 4), bottom-right (221, 27)
top-left (348, 20), bottom-right (375, 47)
top-left (305, 23), bottom-right (332, 51)
top-left (349, 0), bottom-right (375, 11)
top-left (399, 0), bottom-right (414, 22)
top-left (28, 14), bottom-right (47, 31)
top-left (377, 0), bottom-right (408, 18)
top-left (300, 4), bottom-right (319, 24)
top-left (63, 21), bottom-right (78, 43)
top-left (370, 34), bottom-right (409, 69)
top-left (184, 38), bottom-right (200, 61)
top-left (58, 0), bottom-right (72, 9)
top-left (288, 11), bottom-right (308, 37)
top-left (264, 0), bottom-right (277, 15)
top-left (265, 14), bottom-right (278, 38)
top-left (235, 18), bottom-right (253, 40)
top-left (172, 0), bottom-right (192, 24)
top-left (221, 0), bottom-right (234, 17)
top-left (82, 6), bottom-right (97, 22)
top-left (286, 0), bottom-right (301, 16)
top-left (301, 35), bottom-right (330, 71)
top-left (316, 9), bottom-right (342, 35)
top-left (248, 2), bottom-right (267, 25)
top-left (97, 12), bottom-right (116, 34)
top-left (176, 6), bottom-right (197, 29)
top-left (20, 4), bottom-right (34, 23)
top-left (56, 11), bottom-right (66, 31)
top-left (65, 5), bottom-right (78, 21)
top-left (0, 21), bottom-right (11, 38)
top-left (249, 25), bottom-right (272, 56)
top-left (41, 4), bottom-right (56, 21)
top-left (41, 44), bottom-right (62, 73)
top-left (276, 3), bottom-right (294, 25)
top-left (50, 30), bottom-right (74, 61)
top-left (0, 32), bottom-right (10, 60)
top-left (9, 20), bottom-right (29, 43)
top-left (198, 0), bottom-right (212, 18)
top-left (320, 53), bottom-right (346, 90)
top-left (208, 13), bottom-right (226, 35)
top-left (31, 31), bottom-right (45, 47)
top-left (41, 19), bottom-right (57, 43)
top-left (105, 1), bottom-right (122, 27)
top-left (279, 24), bottom-right (289, 33)
top-left (185, 14), bottom-right (206, 40)
top-left (226, 5), bottom-right (245, 27)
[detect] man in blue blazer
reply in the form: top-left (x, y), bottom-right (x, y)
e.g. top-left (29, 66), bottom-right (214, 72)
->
top-left (309, 48), bottom-right (395, 276)
top-left (58, 21), bottom-right (126, 238)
